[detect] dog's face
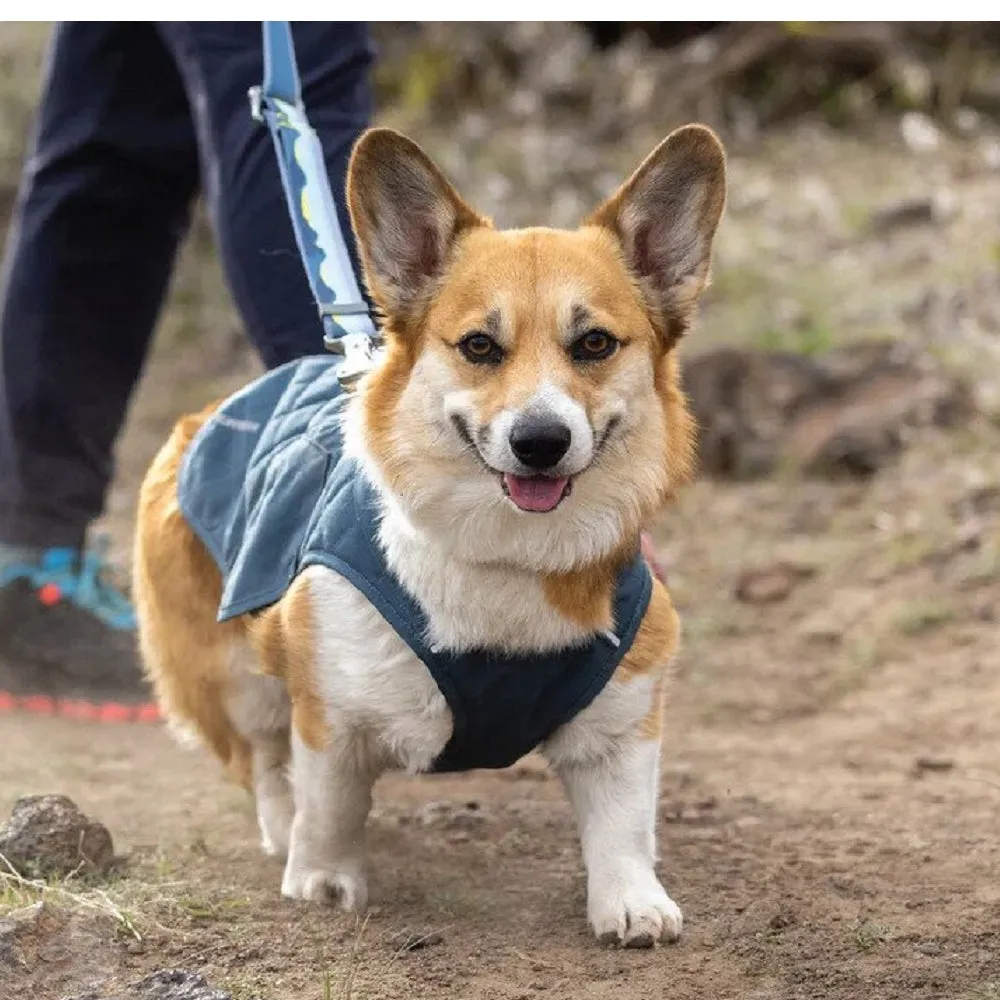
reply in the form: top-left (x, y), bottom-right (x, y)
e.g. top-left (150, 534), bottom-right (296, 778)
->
top-left (346, 127), bottom-right (726, 572)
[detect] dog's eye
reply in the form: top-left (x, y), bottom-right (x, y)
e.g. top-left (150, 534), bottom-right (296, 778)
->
top-left (571, 329), bottom-right (619, 362)
top-left (458, 332), bottom-right (504, 365)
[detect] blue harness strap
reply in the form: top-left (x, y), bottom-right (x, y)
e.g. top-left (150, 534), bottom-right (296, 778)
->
top-left (249, 21), bottom-right (381, 388)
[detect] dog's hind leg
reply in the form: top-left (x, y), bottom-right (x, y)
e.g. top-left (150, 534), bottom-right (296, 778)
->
top-left (252, 734), bottom-right (294, 859)
top-left (244, 573), bottom-right (375, 910)
top-left (226, 666), bottom-right (294, 859)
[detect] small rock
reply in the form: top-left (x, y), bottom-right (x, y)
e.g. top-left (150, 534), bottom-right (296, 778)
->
top-left (0, 794), bottom-right (115, 877)
top-left (911, 755), bottom-right (955, 778)
top-left (133, 969), bottom-right (232, 1000)
top-left (805, 425), bottom-right (901, 479)
top-left (734, 562), bottom-right (814, 604)
top-left (870, 191), bottom-right (956, 234)
top-left (915, 940), bottom-right (942, 956)
top-left (684, 342), bottom-right (973, 482)
top-left (389, 929), bottom-right (445, 953)
top-left (790, 358), bottom-right (974, 479)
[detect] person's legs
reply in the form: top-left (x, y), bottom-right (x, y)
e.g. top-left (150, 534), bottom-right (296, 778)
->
top-left (158, 22), bottom-right (374, 367)
top-left (0, 22), bottom-right (200, 550)
top-left (0, 22), bottom-right (199, 704)
top-left (0, 22), bottom-right (373, 709)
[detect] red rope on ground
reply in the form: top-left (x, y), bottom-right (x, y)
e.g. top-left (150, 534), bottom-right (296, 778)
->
top-left (0, 691), bottom-right (161, 723)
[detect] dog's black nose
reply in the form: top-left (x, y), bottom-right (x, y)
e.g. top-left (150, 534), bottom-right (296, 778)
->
top-left (509, 416), bottom-right (572, 470)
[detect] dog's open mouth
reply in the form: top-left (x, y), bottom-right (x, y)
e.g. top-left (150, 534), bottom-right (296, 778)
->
top-left (501, 474), bottom-right (573, 513)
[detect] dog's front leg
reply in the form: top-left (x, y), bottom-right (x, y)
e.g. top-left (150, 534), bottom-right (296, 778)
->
top-left (550, 735), bottom-right (682, 948)
top-left (281, 730), bottom-right (374, 913)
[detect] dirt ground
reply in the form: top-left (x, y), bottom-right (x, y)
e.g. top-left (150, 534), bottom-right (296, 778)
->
top-left (1, 23), bottom-right (1000, 1000)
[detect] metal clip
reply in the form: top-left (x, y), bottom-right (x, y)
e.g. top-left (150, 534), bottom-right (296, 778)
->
top-left (326, 332), bottom-right (384, 391)
top-left (248, 85), bottom-right (264, 123)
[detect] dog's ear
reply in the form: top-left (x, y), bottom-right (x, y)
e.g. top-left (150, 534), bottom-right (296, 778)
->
top-left (586, 124), bottom-right (726, 348)
top-left (347, 128), bottom-right (487, 330)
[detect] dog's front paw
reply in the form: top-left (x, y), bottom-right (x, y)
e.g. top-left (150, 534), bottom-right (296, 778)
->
top-left (589, 871), bottom-right (683, 949)
top-left (281, 862), bottom-right (368, 912)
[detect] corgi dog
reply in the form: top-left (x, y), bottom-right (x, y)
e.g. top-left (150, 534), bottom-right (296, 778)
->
top-left (133, 123), bottom-right (726, 948)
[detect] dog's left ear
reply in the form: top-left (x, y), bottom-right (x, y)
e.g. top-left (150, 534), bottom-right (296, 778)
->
top-left (586, 124), bottom-right (726, 347)
top-left (347, 128), bottom-right (487, 331)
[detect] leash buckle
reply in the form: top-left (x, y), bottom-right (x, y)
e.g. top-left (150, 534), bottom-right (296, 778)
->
top-left (248, 85), bottom-right (264, 123)
top-left (327, 332), bottom-right (384, 391)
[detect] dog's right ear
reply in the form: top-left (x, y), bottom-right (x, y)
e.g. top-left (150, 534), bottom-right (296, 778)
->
top-left (586, 124), bottom-right (726, 348)
top-left (347, 128), bottom-right (487, 331)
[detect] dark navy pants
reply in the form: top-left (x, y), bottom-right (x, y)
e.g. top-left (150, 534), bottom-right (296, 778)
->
top-left (0, 22), bottom-right (373, 548)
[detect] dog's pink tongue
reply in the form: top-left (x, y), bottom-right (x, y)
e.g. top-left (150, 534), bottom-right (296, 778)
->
top-left (503, 474), bottom-right (569, 512)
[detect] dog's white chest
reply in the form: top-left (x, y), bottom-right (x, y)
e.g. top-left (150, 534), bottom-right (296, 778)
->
top-left (374, 513), bottom-right (598, 655)
top-left (301, 565), bottom-right (453, 773)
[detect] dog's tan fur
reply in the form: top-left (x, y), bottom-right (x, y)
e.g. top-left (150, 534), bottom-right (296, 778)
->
top-left (133, 403), bottom-right (252, 786)
top-left (134, 123), bottom-right (726, 944)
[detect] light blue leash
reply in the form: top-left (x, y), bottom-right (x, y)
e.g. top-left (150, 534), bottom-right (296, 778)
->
top-left (249, 21), bottom-right (382, 389)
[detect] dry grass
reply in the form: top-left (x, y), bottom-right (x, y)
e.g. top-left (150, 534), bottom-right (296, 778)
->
top-left (0, 849), bottom-right (142, 941)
